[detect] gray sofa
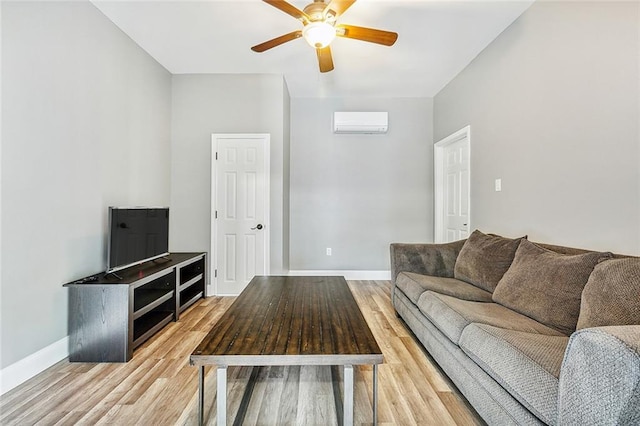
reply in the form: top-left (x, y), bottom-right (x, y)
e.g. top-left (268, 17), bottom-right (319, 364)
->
top-left (390, 230), bottom-right (640, 425)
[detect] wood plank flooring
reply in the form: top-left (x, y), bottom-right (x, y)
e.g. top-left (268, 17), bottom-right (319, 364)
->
top-left (0, 280), bottom-right (484, 425)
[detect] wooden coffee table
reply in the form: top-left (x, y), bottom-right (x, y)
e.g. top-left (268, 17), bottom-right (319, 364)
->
top-left (190, 275), bottom-right (383, 425)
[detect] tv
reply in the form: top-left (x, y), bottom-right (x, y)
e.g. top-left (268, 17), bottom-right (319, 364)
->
top-left (107, 207), bottom-right (170, 274)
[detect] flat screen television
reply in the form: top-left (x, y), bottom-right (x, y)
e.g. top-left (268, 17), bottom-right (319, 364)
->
top-left (107, 207), bottom-right (170, 273)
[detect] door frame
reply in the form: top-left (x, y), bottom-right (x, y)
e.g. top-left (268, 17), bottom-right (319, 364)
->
top-left (210, 133), bottom-right (271, 296)
top-left (434, 126), bottom-right (471, 243)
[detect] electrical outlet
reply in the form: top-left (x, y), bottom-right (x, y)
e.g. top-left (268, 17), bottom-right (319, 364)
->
top-left (495, 178), bottom-right (502, 192)
top-left (326, 248), bottom-right (332, 256)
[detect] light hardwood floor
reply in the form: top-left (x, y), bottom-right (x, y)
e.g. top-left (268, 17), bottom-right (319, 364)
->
top-left (0, 280), bottom-right (484, 425)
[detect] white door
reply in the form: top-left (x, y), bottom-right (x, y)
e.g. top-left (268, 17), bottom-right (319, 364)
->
top-left (212, 134), bottom-right (270, 295)
top-left (435, 127), bottom-right (470, 242)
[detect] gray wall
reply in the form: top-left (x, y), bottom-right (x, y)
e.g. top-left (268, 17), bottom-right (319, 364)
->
top-left (170, 74), bottom-right (290, 276)
top-left (1, 1), bottom-right (171, 368)
top-left (434, 1), bottom-right (640, 255)
top-left (282, 81), bottom-right (291, 272)
top-left (290, 97), bottom-right (433, 270)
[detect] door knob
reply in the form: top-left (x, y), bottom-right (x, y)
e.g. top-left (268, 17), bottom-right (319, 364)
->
top-left (251, 224), bottom-right (264, 230)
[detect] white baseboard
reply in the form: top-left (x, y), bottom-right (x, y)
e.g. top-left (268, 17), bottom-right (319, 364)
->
top-left (288, 270), bottom-right (391, 281)
top-left (0, 336), bottom-right (69, 395)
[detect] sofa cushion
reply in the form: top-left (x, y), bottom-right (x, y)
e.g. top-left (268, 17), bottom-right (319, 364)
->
top-left (454, 230), bottom-right (525, 293)
top-left (493, 239), bottom-right (611, 335)
top-left (396, 272), bottom-right (493, 304)
top-left (417, 291), bottom-right (564, 345)
top-left (577, 257), bottom-right (640, 330)
top-left (460, 323), bottom-right (570, 425)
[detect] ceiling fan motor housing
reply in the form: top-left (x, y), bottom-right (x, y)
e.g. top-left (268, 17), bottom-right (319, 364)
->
top-left (304, 1), bottom-right (335, 22)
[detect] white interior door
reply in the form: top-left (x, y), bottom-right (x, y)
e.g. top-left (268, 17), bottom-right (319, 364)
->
top-left (435, 127), bottom-right (470, 242)
top-left (212, 134), bottom-right (270, 295)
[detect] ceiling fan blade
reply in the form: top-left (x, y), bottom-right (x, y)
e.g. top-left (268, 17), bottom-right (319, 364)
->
top-left (316, 46), bottom-right (334, 73)
top-left (323, 0), bottom-right (357, 19)
top-left (263, 0), bottom-right (310, 23)
top-left (251, 31), bottom-right (303, 52)
top-left (336, 24), bottom-right (398, 46)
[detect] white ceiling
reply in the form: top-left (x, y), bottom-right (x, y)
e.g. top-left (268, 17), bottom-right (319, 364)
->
top-left (92, 0), bottom-right (533, 98)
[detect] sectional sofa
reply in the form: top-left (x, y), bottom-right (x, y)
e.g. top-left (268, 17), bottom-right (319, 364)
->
top-left (390, 230), bottom-right (640, 425)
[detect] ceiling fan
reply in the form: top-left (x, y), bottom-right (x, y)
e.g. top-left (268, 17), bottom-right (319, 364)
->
top-left (251, 0), bottom-right (398, 73)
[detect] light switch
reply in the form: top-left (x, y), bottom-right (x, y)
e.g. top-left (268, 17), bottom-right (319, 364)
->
top-left (495, 178), bottom-right (502, 192)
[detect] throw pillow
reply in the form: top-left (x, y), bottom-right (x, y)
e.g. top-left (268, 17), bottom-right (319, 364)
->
top-left (492, 239), bottom-right (611, 335)
top-left (577, 257), bottom-right (640, 329)
top-left (454, 230), bottom-right (526, 293)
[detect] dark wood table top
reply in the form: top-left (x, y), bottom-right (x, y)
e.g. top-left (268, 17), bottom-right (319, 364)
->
top-left (190, 276), bottom-right (383, 366)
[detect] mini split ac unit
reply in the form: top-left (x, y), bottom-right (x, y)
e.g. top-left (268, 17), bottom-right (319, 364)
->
top-left (333, 112), bottom-right (388, 134)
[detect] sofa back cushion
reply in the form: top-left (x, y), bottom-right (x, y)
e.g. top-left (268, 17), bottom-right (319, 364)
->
top-left (492, 239), bottom-right (611, 335)
top-left (454, 230), bottom-right (525, 293)
top-left (577, 257), bottom-right (640, 329)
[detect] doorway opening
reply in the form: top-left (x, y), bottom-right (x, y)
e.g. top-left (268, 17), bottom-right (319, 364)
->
top-left (434, 126), bottom-right (471, 243)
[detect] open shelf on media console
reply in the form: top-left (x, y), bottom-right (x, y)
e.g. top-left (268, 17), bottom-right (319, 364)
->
top-left (133, 311), bottom-right (173, 348)
top-left (133, 290), bottom-right (174, 319)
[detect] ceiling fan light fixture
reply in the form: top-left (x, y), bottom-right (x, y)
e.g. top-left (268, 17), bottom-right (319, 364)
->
top-left (302, 21), bottom-right (336, 48)
top-left (253, 0), bottom-right (398, 72)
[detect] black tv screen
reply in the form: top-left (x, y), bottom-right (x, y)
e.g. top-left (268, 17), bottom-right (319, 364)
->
top-left (107, 207), bottom-right (169, 273)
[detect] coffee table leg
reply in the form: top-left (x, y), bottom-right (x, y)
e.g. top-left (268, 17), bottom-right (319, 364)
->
top-left (199, 366), bottom-right (205, 426)
top-left (373, 364), bottom-right (378, 425)
top-left (344, 365), bottom-right (354, 426)
top-left (217, 366), bottom-right (227, 425)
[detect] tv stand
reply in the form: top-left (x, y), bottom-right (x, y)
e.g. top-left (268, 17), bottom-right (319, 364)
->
top-left (64, 252), bottom-right (206, 362)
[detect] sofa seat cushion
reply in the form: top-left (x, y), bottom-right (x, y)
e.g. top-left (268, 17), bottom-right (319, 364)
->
top-left (417, 291), bottom-right (564, 345)
top-left (459, 323), bottom-right (570, 425)
top-left (396, 272), bottom-right (493, 304)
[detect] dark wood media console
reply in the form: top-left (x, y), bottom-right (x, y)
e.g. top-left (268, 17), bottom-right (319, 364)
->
top-left (64, 252), bottom-right (206, 362)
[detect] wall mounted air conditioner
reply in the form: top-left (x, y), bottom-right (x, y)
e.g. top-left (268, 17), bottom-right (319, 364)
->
top-left (333, 112), bottom-right (388, 134)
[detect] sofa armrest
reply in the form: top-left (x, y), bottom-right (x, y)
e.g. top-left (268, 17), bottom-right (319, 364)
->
top-left (389, 240), bottom-right (466, 284)
top-left (558, 325), bottom-right (640, 425)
